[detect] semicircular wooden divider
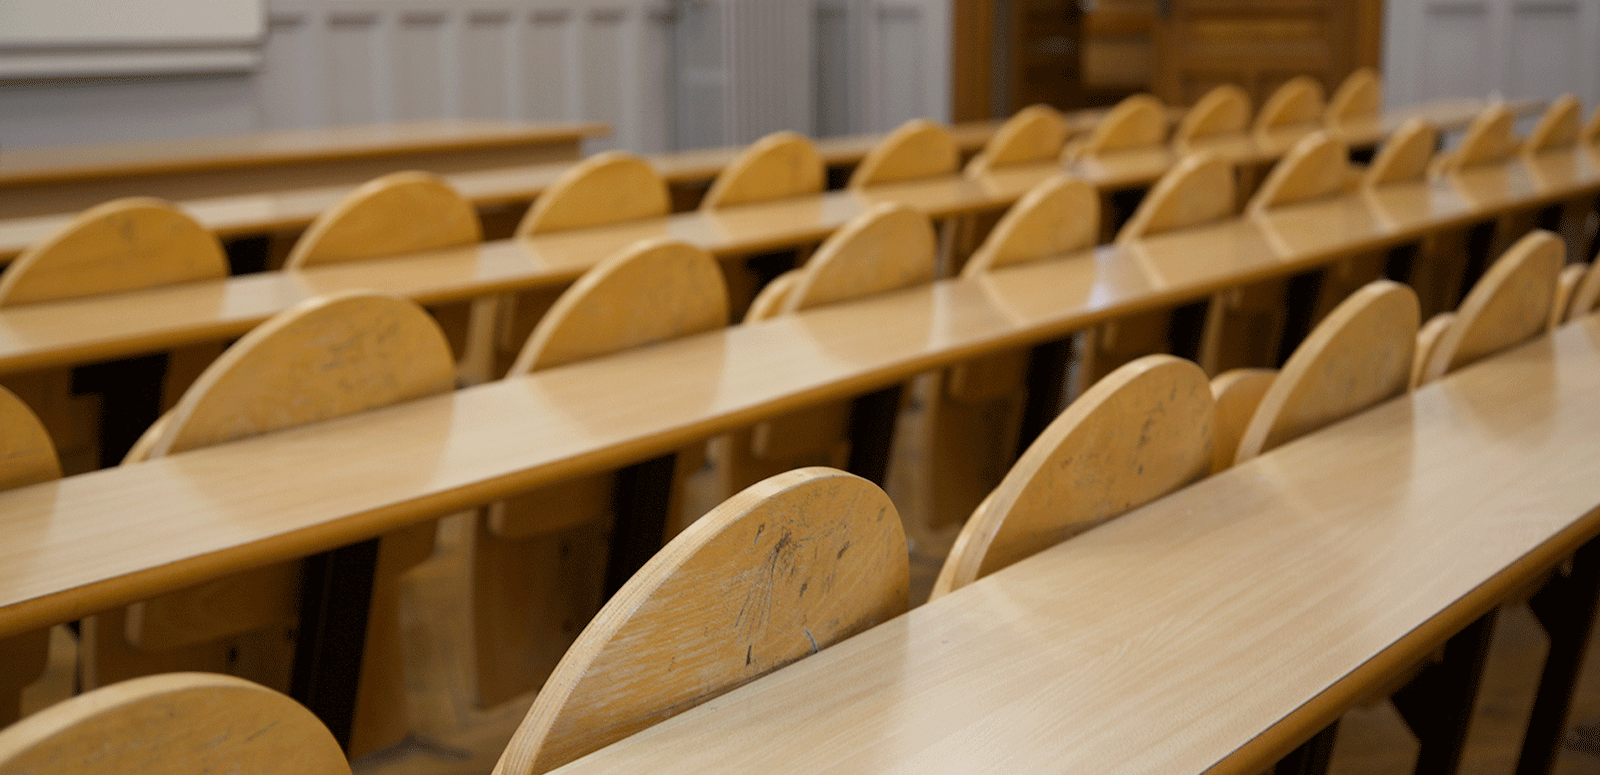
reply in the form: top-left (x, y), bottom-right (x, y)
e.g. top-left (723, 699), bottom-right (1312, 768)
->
top-left (1523, 94), bottom-right (1583, 153)
top-left (931, 354), bottom-right (1214, 597)
top-left (512, 238), bottom-right (729, 372)
top-left (517, 151), bottom-right (671, 236)
top-left (0, 673), bottom-right (351, 775)
top-left (1253, 75), bottom-right (1326, 134)
top-left (1173, 84), bottom-right (1251, 147)
top-left (1233, 280), bottom-right (1419, 465)
top-left (1421, 229), bottom-right (1563, 383)
top-left (493, 467), bottom-right (909, 775)
top-left (1365, 119), bottom-right (1439, 186)
top-left (1082, 93), bottom-right (1168, 156)
top-left (1115, 151), bottom-right (1236, 243)
top-left (967, 104), bottom-right (1070, 174)
top-left (962, 175), bottom-right (1099, 276)
top-left (1325, 67), bottom-right (1381, 124)
top-left (1441, 104), bottom-right (1518, 174)
top-left (285, 170), bottom-right (481, 268)
top-left (0, 197), bottom-right (232, 474)
top-left (0, 197), bottom-right (228, 305)
top-left (1565, 260), bottom-right (1600, 323)
top-left (1247, 131), bottom-right (1354, 214)
top-left (1208, 368), bottom-right (1277, 474)
top-left (847, 118), bottom-right (959, 188)
top-left (0, 384), bottom-right (61, 726)
top-left (700, 131), bottom-right (826, 210)
top-left (784, 202), bottom-right (938, 312)
top-left (477, 238), bottom-right (731, 709)
top-left (144, 291), bottom-right (454, 456)
top-left (92, 290), bottom-right (455, 756)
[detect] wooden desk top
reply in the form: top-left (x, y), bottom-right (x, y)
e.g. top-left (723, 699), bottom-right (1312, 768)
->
top-left (0, 97), bottom-right (1526, 262)
top-left (0, 169), bottom-right (1053, 375)
top-left (0, 121), bottom-right (611, 187)
top-left (550, 320), bottom-right (1600, 775)
top-left (0, 140), bottom-right (1595, 641)
top-left (0, 120), bottom-right (1002, 263)
top-left (1068, 96), bottom-right (1547, 190)
top-left (0, 139), bottom-right (1594, 379)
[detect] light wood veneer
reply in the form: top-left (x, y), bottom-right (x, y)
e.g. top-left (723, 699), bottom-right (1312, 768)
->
top-left (0, 98), bottom-right (1531, 262)
top-left (0, 137), bottom-right (1596, 644)
top-left (0, 134), bottom-right (1593, 379)
top-left (0, 121), bottom-right (609, 220)
top-left (547, 318), bottom-right (1600, 774)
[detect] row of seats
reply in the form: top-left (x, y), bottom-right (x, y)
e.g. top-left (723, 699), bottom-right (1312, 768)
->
top-left (1, 207), bottom-right (1581, 771)
top-left (4, 72), bottom-right (1574, 478)
top-left (1, 75), bottom-right (1598, 767)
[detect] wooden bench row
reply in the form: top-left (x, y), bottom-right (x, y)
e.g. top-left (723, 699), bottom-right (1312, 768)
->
top-left (0, 94), bottom-right (1583, 386)
top-left (5, 80), bottom-right (1545, 473)
top-left (0, 120), bottom-right (609, 221)
top-left (4, 237), bottom-right (1594, 773)
top-left (0, 81), bottom-right (1539, 263)
top-left (1, 94), bottom-right (1596, 652)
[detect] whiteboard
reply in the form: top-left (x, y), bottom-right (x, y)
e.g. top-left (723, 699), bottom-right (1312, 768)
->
top-left (0, 0), bottom-right (263, 47)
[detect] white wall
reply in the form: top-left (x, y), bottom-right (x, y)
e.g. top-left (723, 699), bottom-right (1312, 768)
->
top-left (813, 0), bottom-right (950, 136)
top-left (0, 0), bottom-right (950, 154)
top-left (1384, 0), bottom-right (1600, 113)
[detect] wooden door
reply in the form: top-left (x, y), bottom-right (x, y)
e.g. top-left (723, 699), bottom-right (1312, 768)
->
top-left (1010, 0), bottom-right (1086, 112)
top-left (1152, 0), bottom-right (1382, 108)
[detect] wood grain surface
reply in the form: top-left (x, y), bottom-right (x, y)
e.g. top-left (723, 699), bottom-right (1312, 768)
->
top-left (0, 98), bottom-right (1534, 262)
top-left (0, 139), bottom-right (1596, 644)
top-left (0, 672), bottom-right (351, 774)
top-left (0, 121), bottom-right (605, 219)
top-left (548, 318), bottom-right (1600, 775)
top-left (494, 468), bottom-right (908, 775)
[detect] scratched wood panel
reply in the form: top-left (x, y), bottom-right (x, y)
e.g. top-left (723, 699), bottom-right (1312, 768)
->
top-left (496, 468), bottom-right (909, 774)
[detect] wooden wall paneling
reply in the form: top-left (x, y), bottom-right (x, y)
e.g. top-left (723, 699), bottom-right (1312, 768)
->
top-left (1006, 0), bottom-right (1083, 111)
top-left (1355, 0), bottom-right (1382, 76)
top-left (951, 0), bottom-right (995, 121)
top-left (1153, 0), bottom-right (1370, 111)
top-left (1081, 0), bottom-right (1159, 104)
